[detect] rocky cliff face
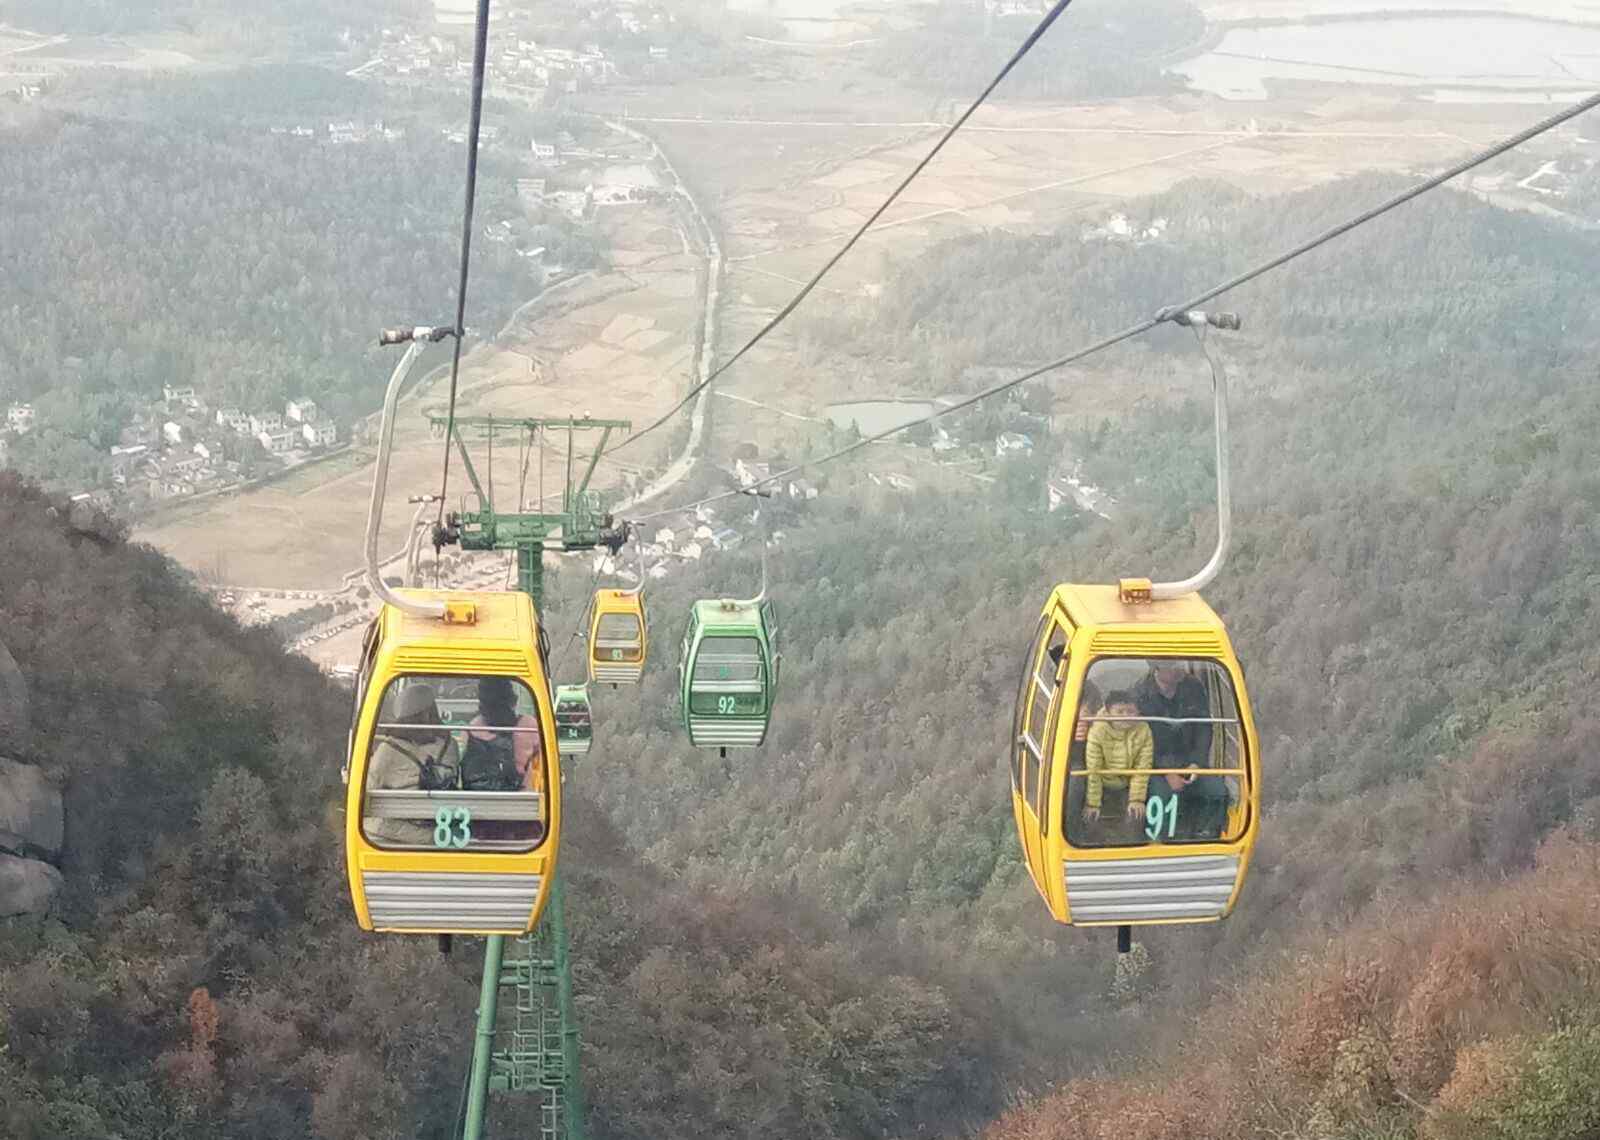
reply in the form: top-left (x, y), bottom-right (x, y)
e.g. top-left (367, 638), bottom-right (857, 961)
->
top-left (0, 636), bottom-right (60, 917)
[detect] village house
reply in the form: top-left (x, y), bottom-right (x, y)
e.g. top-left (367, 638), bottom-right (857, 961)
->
top-left (286, 398), bottom-right (320, 423)
top-left (653, 527), bottom-right (675, 547)
top-left (249, 412), bottom-right (285, 435)
top-left (257, 428), bottom-right (296, 454)
top-left (216, 408), bottom-right (248, 432)
top-left (162, 421), bottom-right (184, 446)
top-left (302, 421), bottom-right (338, 448)
top-left (788, 479), bottom-right (819, 500)
top-left (162, 384), bottom-right (197, 404)
top-left (678, 541), bottom-right (704, 561)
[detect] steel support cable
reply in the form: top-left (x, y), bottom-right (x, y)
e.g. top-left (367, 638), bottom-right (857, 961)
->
top-left (601, 0), bottom-right (1080, 459)
top-left (551, 558), bottom-right (608, 677)
top-left (627, 89), bottom-right (1600, 524)
top-left (436, 0), bottom-right (495, 522)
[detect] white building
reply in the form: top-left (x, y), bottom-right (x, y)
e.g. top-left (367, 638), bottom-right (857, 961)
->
top-left (653, 527), bottom-right (675, 547)
top-left (257, 429), bottom-right (296, 454)
top-left (163, 385), bottom-right (197, 403)
top-left (162, 421), bottom-right (183, 446)
top-left (193, 442), bottom-right (212, 461)
top-left (788, 479), bottom-right (819, 500)
top-left (679, 541), bottom-right (703, 561)
top-left (216, 408), bottom-right (247, 431)
top-left (302, 421), bottom-right (338, 447)
top-left (249, 413), bottom-right (285, 435)
top-left (734, 458), bottom-right (770, 487)
top-left (286, 398), bottom-right (320, 423)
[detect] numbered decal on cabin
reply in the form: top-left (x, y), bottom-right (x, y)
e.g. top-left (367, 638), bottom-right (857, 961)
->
top-left (717, 695), bottom-right (738, 715)
top-left (434, 806), bottom-right (472, 849)
top-left (1145, 797), bottom-right (1178, 843)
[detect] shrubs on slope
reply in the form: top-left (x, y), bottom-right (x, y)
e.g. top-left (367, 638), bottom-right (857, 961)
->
top-left (982, 833), bottom-right (1600, 1140)
top-left (0, 475), bottom-right (1005, 1139)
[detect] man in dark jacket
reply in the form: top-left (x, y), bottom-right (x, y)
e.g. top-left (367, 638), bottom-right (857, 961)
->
top-left (1134, 662), bottom-right (1226, 840)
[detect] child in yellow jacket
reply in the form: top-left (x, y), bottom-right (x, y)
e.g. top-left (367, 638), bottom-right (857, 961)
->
top-left (1082, 690), bottom-right (1154, 828)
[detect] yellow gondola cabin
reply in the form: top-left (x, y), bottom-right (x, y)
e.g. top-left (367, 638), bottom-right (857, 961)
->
top-left (588, 587), bottom-right (647, 685)
top-left (345, 588), bottom-right (560, 936)
top-left (1010, 583), bottom-right (1260, 928)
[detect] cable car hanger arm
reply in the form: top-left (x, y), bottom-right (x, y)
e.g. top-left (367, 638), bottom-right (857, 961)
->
top-left (1148, 311), bottom-right (1233, 602)
top-left (367, 325), bottom-right (456, 619)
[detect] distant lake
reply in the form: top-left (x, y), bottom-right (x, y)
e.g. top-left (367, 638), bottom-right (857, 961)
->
top-left (1172, 16), bottom-right (1600, 101)
top-left (725, 0), bottom-right (874, 43)
top-left (824, 398), bottom-right (938, 435)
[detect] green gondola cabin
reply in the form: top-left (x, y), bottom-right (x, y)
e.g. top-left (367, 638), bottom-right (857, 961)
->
top-left (678, 597), bottom-right (780, 752)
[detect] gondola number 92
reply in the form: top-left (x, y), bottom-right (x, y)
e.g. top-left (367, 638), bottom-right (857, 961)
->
top-left (434, 806), bottom-right (471, 849)
top-left (716, 695), bottom-right (739, 715)
top-left (1144, 797), bottom-right (1178, 842)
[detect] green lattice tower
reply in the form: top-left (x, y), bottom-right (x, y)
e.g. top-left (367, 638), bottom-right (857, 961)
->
top-left (438, 415), bottom-right (629, 1140)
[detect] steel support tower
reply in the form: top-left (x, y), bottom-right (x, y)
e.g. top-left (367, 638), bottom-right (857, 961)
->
top-left (432, 414), bottom-right (630, 1140)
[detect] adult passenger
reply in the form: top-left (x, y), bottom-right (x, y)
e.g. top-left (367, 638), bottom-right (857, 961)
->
top-left (1135, 662), bottom-right (1226, 839)
top-left (365, 683), bottom-right (458, 847)
top-left (467, 676), bottom-right (544, 841)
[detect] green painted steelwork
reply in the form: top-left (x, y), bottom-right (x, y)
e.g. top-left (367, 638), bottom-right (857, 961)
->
top-left (441, 415), bottom-right (621, 1140)
top-left (464, 934), bottom-right (506, 1140)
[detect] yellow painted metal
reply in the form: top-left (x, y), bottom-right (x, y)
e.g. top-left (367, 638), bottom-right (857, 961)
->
top-left (586, 588), bottom-right (647, 684)
top-left (1010, 584), bottom-right (1260, 927)
top-left (344, 588), bottom-right (562, 935)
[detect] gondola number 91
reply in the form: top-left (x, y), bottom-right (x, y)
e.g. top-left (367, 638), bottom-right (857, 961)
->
top-left (1145, 798), bottom-right (1177, 842)
top-left (434, 806), bottom-right (471, 849)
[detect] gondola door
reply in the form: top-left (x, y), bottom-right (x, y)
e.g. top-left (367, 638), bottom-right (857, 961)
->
top-left (1011, 609), bottom-right (1071, 899)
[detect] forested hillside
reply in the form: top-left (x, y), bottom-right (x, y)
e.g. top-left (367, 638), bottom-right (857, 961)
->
top-left (873, 0), bottom-right (1202, 101)
top-left (0, 68), bottom-right (581, 489)
top-left (566, 176), bottom-right (1600, 1103)
top-left (0, 475), bottom-right (1007, 1140)
top-left (0, 0), bottom-right (422, 49)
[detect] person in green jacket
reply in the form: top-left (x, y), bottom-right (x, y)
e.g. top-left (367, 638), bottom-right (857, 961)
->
top-left (1081, 689), bottom-right (1154, 842)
